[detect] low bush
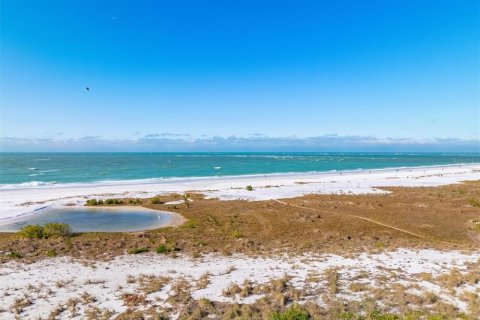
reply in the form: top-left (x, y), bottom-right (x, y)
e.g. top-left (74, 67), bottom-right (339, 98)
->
top-left (8, 251), bottom-right (22, 259)
top-left (86, 199), bottom-right (104, 205)
top-left (151, 197), bottom-right (162, 204)
top-left (246, 185), bottom-right (253, 191)
top-left (272, 306), bottom-right (309, 320)
top-left (105, 198), bottom-right (123, 205)
top-left (155, 244), bottom-right (168, 254)
top-left (128, 247), bottom-right (149, 254)
top-left (18, 224), bottom-right (44, 239)
top-left (184, 219), bottom-right (197, 228)
top-left (129, 198), bottom-right (142, 204)
top-left (43, 223), bottom-right (72, 238)
top-left (46, 249), bottom-right (57, 257)
top-left (469, 198), bottom-right (480, 207)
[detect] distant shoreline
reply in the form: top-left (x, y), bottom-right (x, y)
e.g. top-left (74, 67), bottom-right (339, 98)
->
top-left (1, 162), bottom-right (479, 191)
top-left (1, 163), bottom-right (479, 223)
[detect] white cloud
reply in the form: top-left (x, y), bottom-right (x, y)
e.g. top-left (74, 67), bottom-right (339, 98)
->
top-left (0, 135), bottom-right (478, 152)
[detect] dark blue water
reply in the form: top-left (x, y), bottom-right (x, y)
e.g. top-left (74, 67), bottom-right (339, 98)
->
top-left (0, 152), bottom-right (478, 187)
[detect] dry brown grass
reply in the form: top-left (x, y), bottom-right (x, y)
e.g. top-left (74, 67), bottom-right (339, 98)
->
top-left (1, 181), bottom-right (479, 263)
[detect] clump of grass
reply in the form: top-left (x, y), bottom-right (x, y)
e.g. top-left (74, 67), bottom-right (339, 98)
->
top-left (184, 219), bottom-right (197, 228)
top-left (122, 293), bottom-right (146, 307)
top-left (127, 247), bottom-right (148, 254)
top-left (325, 268), bottom-right (339, 294)
top-left (46, 249), bottom-right (57, 257)
top-left (155, 244), bottom-right (168, 254)
top-left (246, 185), bottom-right (253, 191)
top-left (128, 198), bottom-right (142, 204)
top-left (8, 251), bottom-right (22, 259)
top-left (231, 230), bottom-right (242, 239)
top-left (348, 282), bottom-right (369, 292)
top-left (17, 223), bottom-right (71, 239)
top-left (468, 198), bottom-right (480, 207)
top-left (137, 274), bottom-right (170, 294)
top-left (183, 194), bottom-right (191, 208)
top-left (151, 197), bottom-right (163, 204)
top-left (272, 305), bottom-right (309, 320)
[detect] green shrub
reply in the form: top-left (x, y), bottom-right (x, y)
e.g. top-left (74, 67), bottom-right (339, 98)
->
top-left (231, 230), bottom-right (242, 239)
top-left (184, 219), bottom-right (197, 228)
top-left (46, 249), bottom-right (57, 257)
top-left (85, 199), bottom-right (98, 206)
top-left (105, 198), bottom-right (123, 205)
top-left (128, 247), bottom-right (149, 254)
top-left (246, 185), bottom-right (253, 191)
top-left (129, 198), bottom-right (142, 204)
top-left (469, 198), bottom-right (480, 207)
top-left (43, 223), bottom-right (71, 238)
top-left (272, 306), bottom-right (309, 320)
top-left (18, 224), bottom-right (44, 239)
top-left (151, 197), bottom-right (162, 204)
top-left (155, 244), bottom-right (168, 254)
top-left (8, 251), bottom-right (22, 259)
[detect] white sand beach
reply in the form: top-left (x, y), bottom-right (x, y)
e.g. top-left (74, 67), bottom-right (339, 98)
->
top-left (1, 164), bottom-right (479, 223)
top-left (0, 249), bottom-right (479, 319)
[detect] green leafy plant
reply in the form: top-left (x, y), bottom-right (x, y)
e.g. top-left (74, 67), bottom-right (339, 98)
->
top-left (272, 306), bottom-right (309, 320)
top-left (105, 198), bottom-right (123, 205)
top-left (184, 219), bottom-right (197, 228)
top-left (128, 247), bottom-right (149, 254)
top-left (468, 198), bottom-right (480, 207)
top-left (43, 223), bottom-right (72, 238)
top-left (246, 185), bottom-right (253, 191)
top-left (17, 224), bottom-right (44, 239)
top-left (8, 251), bottom-right (22, 259)
top-left (155, 244), bottom-right (168, 254)
top-left (151, 197), bottom-right (162, 204)
top-left (85, 199), bottom-right (98, 206)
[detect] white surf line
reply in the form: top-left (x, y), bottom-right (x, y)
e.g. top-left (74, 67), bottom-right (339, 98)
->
top-left (273, 199), bottom-right (462, 246)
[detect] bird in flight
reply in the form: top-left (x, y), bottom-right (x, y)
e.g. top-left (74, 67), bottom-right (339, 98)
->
top-left (86, 87), bottom-right (90, 91)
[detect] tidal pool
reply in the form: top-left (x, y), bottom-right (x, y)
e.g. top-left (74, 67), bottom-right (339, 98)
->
top-left (0, 207), bottom-right (174, 232)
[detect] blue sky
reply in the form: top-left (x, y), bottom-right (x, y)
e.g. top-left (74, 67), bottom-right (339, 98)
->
top-left (1, 0), bottom-right (479, 151)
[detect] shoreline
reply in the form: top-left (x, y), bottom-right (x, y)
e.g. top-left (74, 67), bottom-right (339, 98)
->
top-left (1, 162), bottom-right (479, 190)
top-left (0, 163), bottom-right (479, 223)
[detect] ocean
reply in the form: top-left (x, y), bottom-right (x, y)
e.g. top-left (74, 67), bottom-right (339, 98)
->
top-left (1, 152), bottom-right (479, 187)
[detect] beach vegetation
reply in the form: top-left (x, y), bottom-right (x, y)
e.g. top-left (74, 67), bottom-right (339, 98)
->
top-left (86, 199), bottom-right (98, 206)
top-left (129, 198), bottom-right (142, 204)
top-left (43, 223), bottom-right (72, 238)
top-left (8, 251), bottom-right (22, 259)
top-left (184, 219), bottom-right (197, 228)
top-left (468, 198), bottom-right (480, 207)
top-left (231, 230), bottom-right (242, 238)
top-left (246, 185), bottom-right (253, 191)
top-left (128, 247), bottom-right (149, 254)
top-left (151, 197), bottom-right (162, 204)
top-left (155, 244), bottom-right (168, 254)
top-left (272, 305), bottom-right (309, 320)
top-left (183, 194), bottom-right (191, 208)
top-left (105, 198), bottom-right (123, 205)
top-left (17, 224), bottom-right (44, 239)
top-left (46, 249), bottom-right (57, 257)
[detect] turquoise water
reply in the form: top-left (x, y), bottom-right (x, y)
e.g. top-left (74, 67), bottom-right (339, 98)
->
top-left (0, 207), bottom-right (171, 232)
top-left (0, 152), bottom-right (479, 187)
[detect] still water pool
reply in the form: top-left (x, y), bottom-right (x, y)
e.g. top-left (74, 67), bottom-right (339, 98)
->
top-left (0, 207), bottom-right (172, 232)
